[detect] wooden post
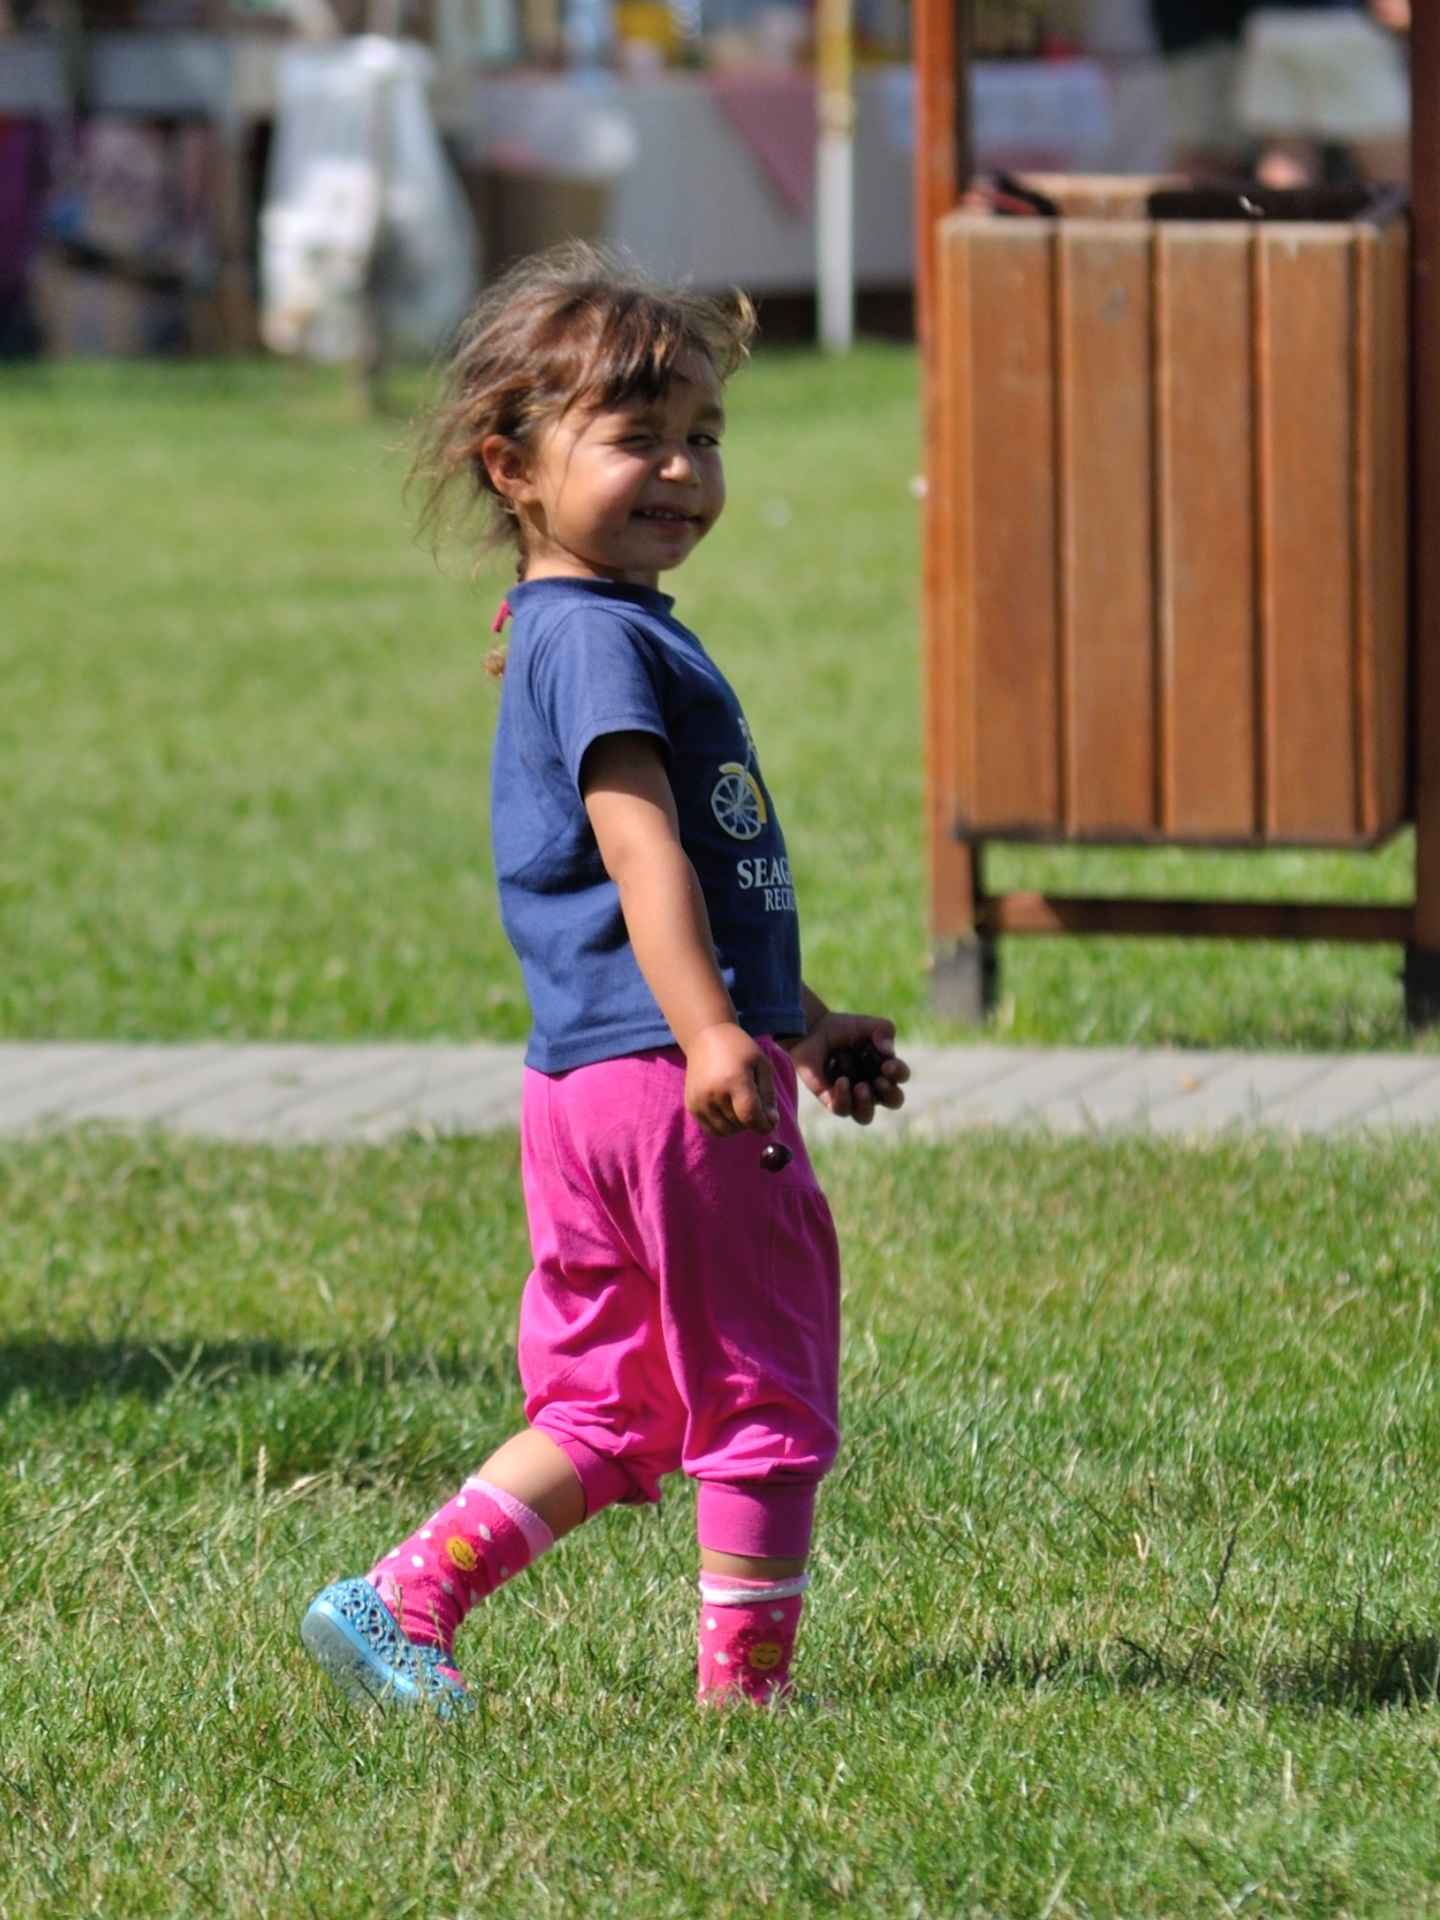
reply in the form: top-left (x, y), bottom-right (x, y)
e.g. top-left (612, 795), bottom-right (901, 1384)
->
top-left (918, 0), bottom-right (991, 1019)
top-left (1407, 7), bottom-right (1440, 1023)
top-left (913, 0), bottom-right (965, 354)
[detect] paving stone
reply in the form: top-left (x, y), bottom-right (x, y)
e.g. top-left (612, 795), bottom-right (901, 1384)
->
top-left (0, 1044), bottom-right (124, 1116)
top-left (888, 1045), bottom-right (1035, 1117)
top-left (1252, 1056), bottom-right (1440, 1135)
top-left (1145, 1055), bottom-right (1339, 1137)
top-left (905, 1048), bottom-right (1140, 1134)
top-left (63, 1045), bottom-right (267, 1124)
top-left (355, 1076), bottom-right (527, 1143)
top-left (0, 1044), bottom-right (217, 1129)
top-left (1036, 1050), bottom-right (1239, 1135)
top-left (1355, 1061), bottom-right (1440, 1130)
top-left (159, 1047), bottom-right (406, 1139)
top-left (267, 1047), bottom-right (524, 1142)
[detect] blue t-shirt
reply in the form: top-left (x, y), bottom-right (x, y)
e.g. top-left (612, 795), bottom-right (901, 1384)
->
top-left (491, 576), bottom-right (806, 1073)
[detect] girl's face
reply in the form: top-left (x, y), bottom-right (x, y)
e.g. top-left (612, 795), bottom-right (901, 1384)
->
top-left (486, 350), bottom-right (726, 589)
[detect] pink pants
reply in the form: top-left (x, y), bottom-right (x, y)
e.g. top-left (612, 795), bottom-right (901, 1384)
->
top-left (518, 1039), bottom-right (841, 1561)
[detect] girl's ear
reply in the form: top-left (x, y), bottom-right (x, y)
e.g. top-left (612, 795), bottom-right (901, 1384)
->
top-left (481, 435), bottom-right (535, 505)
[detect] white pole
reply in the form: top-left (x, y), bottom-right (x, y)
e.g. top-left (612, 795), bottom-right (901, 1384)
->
top-left (816, 0), bottom-right (855, 351)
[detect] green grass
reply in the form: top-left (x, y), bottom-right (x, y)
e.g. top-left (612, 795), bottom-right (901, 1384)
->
top-left (5, 1125), bottom-right (1440, 1915)
top-left (0, 350), bottom-right (1424, 1052)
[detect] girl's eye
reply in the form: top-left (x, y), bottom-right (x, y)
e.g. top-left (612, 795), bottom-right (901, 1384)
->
top-left (691, 433), bottom-right (720, 449)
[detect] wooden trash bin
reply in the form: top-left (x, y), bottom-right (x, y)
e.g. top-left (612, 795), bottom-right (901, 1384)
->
top-left (933, 177), bottom-right (1409, 847)
top-left (925, 173), bottom-right (1418, 1016)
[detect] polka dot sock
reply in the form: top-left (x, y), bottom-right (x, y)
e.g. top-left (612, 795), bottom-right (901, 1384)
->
top-left (367, 1477), bottom-right (555, 1655)
top-left (696, 1572), bottom-right (809, 1705)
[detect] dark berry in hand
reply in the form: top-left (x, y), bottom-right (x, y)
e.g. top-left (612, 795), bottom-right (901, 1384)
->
top-left (823, 1040), bottom-right (889, 1093)
top-left (759, 1142), bottom-right (793, 1173)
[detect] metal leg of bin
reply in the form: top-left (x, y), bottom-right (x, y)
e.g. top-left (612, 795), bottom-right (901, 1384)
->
top-left (933, 934), bottom-right (998, 1025)
top-left (1404, 948), bottom-right (1440, 1029)
top-left (930, 839), bottom-right (996, 1025)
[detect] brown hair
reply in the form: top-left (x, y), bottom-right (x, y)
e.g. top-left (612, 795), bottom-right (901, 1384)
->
top-left (412, 242), bottom-right (756, 569)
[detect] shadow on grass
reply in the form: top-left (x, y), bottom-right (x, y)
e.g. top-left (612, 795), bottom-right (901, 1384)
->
top-left (898, 1628), bottom-right (1440, 1720)
top-left (1269, 1625), bottom-right (1440, 1712)
top-left (0, 1336), bottom-right (511, 1407)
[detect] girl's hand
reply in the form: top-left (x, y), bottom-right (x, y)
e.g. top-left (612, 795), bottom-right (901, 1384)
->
top-left (685, 1023), bottom-right (779, 1137)
top-left (787, 1011), bottom-right (909, 1126)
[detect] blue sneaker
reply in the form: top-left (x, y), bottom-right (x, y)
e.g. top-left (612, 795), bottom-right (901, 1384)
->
top-left (301, 1578), bottom-right (471, 1716)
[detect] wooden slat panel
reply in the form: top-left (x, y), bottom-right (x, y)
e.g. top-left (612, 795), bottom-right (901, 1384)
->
top-left (928, 210), bottom-right (980, 929)
top-left (1361, 217), bottom-right (1411, 834)
top-left (1057, 222), bottom-right (1157, 833)
top-left (1353, 222), bottom-right (1380, 836)
top-left (1156, 225), bottom-right (1258, 837)
top-left (934, 212), bottom-right (978, 836)
top-left (966, 221), bottom-right (1061, 828)
top-left (1257, 225), bottom-right (1356, 839)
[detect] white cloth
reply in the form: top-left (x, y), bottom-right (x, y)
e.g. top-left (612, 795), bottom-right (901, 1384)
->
top-left (260, 37), bottom-right (477, 363)
top-left (1236, 8), bottom-right (1410, 140)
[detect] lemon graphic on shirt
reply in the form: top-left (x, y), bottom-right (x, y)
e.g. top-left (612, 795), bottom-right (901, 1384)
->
top-left (711, 763), bottom-right (767, 841)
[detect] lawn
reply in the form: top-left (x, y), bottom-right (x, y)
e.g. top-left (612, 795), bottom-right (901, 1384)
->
top-left (0, 351), bottom-right (1422, 1051)
top-left (5, 1126), bottom-right (1440, 1916)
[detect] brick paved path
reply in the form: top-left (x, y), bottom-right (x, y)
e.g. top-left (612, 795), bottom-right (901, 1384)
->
top-left (3, 1042), bottom-right (1440, 1144)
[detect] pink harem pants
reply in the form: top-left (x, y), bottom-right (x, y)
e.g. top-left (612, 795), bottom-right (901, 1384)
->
top-left (518, 1039), bottom-right (841, 1562)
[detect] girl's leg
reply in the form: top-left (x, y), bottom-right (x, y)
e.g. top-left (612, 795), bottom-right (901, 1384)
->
top-left (473, 1427), bottom-right (588, 1534)
top-left (696, 1549), bottom-right (812, 1706)
top-left (701, 1551), bottom-right (807, 1579)
top-left (695, 1491), bottom-right (816, 1706)
top-left (302, 1429), bottom-right (590, 1713)
top-left (366, 1428), bottom-right (585, 1655)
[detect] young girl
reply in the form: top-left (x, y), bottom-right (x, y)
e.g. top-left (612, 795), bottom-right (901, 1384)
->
top-left (301, 245), bottom-right (908, 1713)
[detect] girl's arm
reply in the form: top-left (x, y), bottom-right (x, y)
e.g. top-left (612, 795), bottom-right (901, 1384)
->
top-left (581, 731), bottom-right (778, 1139)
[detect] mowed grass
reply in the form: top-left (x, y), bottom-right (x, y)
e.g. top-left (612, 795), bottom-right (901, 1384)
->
top-left (0, 352), bottom-right (1423, 1051)
top-left (5, 1126), bottom-right (1440, 1915)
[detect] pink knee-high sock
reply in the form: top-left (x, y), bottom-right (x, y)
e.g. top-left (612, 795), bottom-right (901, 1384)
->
top-left (367, 1477), bottom-right (554, 1654)
top-left (696, 1572), bottom-right (809, 1704)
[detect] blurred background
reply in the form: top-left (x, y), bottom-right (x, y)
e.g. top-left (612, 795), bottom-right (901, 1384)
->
top-left (0, 0), bottom-right (1411, 363)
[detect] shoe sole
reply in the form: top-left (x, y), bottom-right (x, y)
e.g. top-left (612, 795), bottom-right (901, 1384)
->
top-left (301, 1598), bottom-right (420, 1712)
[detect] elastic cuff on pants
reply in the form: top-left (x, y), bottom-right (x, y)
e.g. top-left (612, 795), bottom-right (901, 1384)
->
top-left (695, 1479), bottom-right (818, 1560)
top-left (540, 1431), bottom-right (647, 1519)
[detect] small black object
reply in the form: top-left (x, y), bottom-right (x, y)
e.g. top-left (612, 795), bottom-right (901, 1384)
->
top-left (993, 171), bottom-right (1061, 218)
top-left (823, 1040), bottom-right (889, 1094)
top-left (759, 1142), bottom-right (793, 1173)
top-left (1146, 181), bottom-right (1387, 225)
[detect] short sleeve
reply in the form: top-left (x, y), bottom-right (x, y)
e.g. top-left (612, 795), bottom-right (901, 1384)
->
top-left (527, 610), bottom-right (672, 791)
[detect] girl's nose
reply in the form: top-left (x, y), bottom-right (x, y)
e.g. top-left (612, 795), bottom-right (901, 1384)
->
top-left (658, 441), bottom-right (698, 481)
